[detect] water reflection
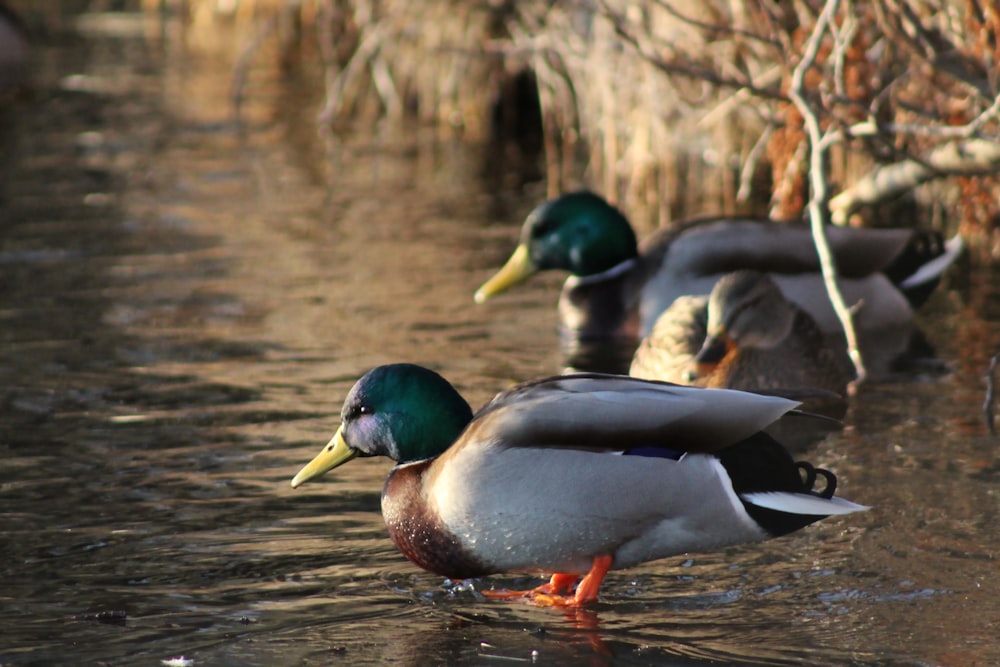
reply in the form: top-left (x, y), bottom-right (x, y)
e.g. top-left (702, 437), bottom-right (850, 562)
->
top-left (0, 5), bottom-right (998, 667)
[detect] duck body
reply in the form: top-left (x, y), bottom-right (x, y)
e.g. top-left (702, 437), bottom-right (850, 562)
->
top-left (477, 191), bottom-right (963, 340)
top-left (638, 219), bottom-right (943, 336)
top-left (292, 364), bottom-right (867, 605)
top-left (630, 270), bottom-right (856, 396)
top-left (387, 432), bottom-right (770, 578)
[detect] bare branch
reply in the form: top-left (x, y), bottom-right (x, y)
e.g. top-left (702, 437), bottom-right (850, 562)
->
top-left (317, 22), bottom-right (388, 124)
top-left (830, 139), bottom-right (1000, 224)
top-left (874, 0), bottom-right (995, 101)
top-left (650, 0), bottom-right (782, 48)
top-left (737, 122), bottom-right (774, 203)
top-left (828, 0), bottom-right (857, 99)
top-left (787, 0), bottom-right (867, 387)
top-left (596, 0), bottom-right (788, 102)
top-left (962, 93), bottom-right (1000, 137)
top-left (985, 352), bottom-right (1000, 436)
top-left (233, 15), bottom-right (279, 120)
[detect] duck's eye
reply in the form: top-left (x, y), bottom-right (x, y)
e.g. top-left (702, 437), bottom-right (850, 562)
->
top-left (347, 404), bottom-right (371, 420)
top-left (532, 217), bottom-right (558, 238)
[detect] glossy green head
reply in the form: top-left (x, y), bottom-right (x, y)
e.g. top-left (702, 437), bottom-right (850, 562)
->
top-left (291, 364), bottom-right (474, 487)
top-left (475, 191), bottom-right (639, 302)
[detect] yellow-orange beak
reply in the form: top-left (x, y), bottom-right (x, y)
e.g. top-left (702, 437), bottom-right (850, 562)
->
top-left (474, 244), bottom-right (537, 303)
top-left (290, 426), bottom-right (357, 488)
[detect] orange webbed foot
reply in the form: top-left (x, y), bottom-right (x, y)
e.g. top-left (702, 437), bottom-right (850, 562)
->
top-left (481, 556), bottom-right (612, 607)
top-left (544, 572), bottom-right (580, 595)
top-left (480, 572), bottom-right (579, 601)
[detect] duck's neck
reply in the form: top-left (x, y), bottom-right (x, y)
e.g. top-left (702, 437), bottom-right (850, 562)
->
top-left (559, 258), bottom-right (642, 341)
top-left (565, 257), bottom-right (638, 286)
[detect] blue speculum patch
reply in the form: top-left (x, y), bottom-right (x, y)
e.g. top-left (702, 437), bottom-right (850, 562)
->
top-left (624, 446), bottom-right (684, 461)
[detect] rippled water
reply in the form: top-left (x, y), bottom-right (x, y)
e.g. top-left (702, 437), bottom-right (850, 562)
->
top-left (2, 9), bottom-right (999, 667)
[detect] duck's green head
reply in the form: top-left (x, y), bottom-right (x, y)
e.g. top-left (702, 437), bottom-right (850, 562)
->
top-left (290, 364), bottom-right (474, 488)
top-left (475, 191), bottom-right (638, 303)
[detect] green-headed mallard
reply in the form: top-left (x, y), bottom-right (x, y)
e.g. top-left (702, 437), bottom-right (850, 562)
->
top-left (291, 363), bottom-right (867, 607)
top-left (630, 270), bottom-right (856, 396)
top-left (475, 191), bottom-right (963, 340)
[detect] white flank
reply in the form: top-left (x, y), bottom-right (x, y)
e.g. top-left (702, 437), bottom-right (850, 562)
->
top-left (708, 458), bottom-right (768, 533)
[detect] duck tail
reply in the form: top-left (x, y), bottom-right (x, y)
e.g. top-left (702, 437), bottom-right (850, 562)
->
top-left (719, 433), bottom-right (868, 537)
top-left (740, 460), bottom-right (868, 537)
top-left (887, 232), bottom-right (964, 308)
top-left (740, 491), bottom-right (869, 517)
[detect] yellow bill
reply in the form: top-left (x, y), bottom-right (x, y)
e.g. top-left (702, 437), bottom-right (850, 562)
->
top-left (290, 426), bottom-right (357, 488)
top-left (474, 244), bottom-right (537, 303)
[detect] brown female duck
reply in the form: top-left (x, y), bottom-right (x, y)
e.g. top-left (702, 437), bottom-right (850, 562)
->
top-left (630, 270), bottom-right (856, 396)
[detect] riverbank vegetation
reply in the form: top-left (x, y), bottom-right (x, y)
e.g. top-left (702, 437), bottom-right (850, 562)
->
top-left (307, 0), bottom-right (999, 246)
top-left (23, 0), bottom-right (994, 248)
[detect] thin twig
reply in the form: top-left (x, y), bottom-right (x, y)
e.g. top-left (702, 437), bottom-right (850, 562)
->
top-left (839, 93), bottom-right (1000, 141)
top-left (828, 0), bottom-right (857, 99)
top-left (232, 15), bottom-right (279, 122)
top-left (595, 0), bottom-right (788, 102)
top-left (650, 0), bottom-right (782, 48)
top-left (697, 66), bottom-right (784, 128)
top-left (985, 353), bottom-right (1000, 436)
top-left (962, 93), bottom-right (1000, 137)
top-left (787, 0), bottom-right (867, 389)
top-left (317, 22), bottom-right (387, 125)
top-left (737, 123), bottom-right (774, 203)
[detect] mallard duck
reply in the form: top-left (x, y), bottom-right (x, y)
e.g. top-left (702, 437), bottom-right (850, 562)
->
top-left (475, 191), bottom-right (963, 339)
top-left (630, 270), bottom-right (856, 395)
top-left (291, 363), bottom-right (867, 607)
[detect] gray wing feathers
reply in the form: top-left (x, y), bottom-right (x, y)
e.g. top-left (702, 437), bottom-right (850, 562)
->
top-left (668, 222), bottom-right (912, 278)
top-left (478, 377), bottom-right (799, 453)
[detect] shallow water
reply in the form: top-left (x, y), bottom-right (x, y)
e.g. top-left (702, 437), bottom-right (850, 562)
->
top-left (1, 8), bottom-right (999, 667)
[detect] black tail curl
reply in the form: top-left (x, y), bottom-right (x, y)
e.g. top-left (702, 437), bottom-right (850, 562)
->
top-left (718, 431), bottom-right (845, 537)
top-left (796, 461), bottom-right (837, 499)
top-left (883, 230), bottom-right (946, 286)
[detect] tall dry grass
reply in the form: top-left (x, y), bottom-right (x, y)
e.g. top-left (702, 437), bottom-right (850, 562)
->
top-left (170, 0), bottom-right (1000, 242)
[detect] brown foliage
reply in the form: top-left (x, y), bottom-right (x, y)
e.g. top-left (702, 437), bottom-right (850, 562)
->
top-left (314, 0), bottom-right (1000, 238)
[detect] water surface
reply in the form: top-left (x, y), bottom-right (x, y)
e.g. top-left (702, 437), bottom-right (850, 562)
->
top-left (1, 9), bottom-right (999, 666)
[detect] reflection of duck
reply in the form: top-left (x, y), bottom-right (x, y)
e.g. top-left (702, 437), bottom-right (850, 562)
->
top-left (475, 191), bottom-right (963, 340)
top-left (0, 4), bottom-right (29, 95)
top-left (291, 363), bottom-right (867, 606)
top-left (630, 270), bottom-right (855, 396)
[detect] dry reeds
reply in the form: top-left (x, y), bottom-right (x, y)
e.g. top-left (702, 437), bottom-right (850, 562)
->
top-left (505, 2), bottom-right (781, 228)
top-left (315, 0), bottom-right (511, 137)
top-left (179, 0), bottom-right (1000, 242)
